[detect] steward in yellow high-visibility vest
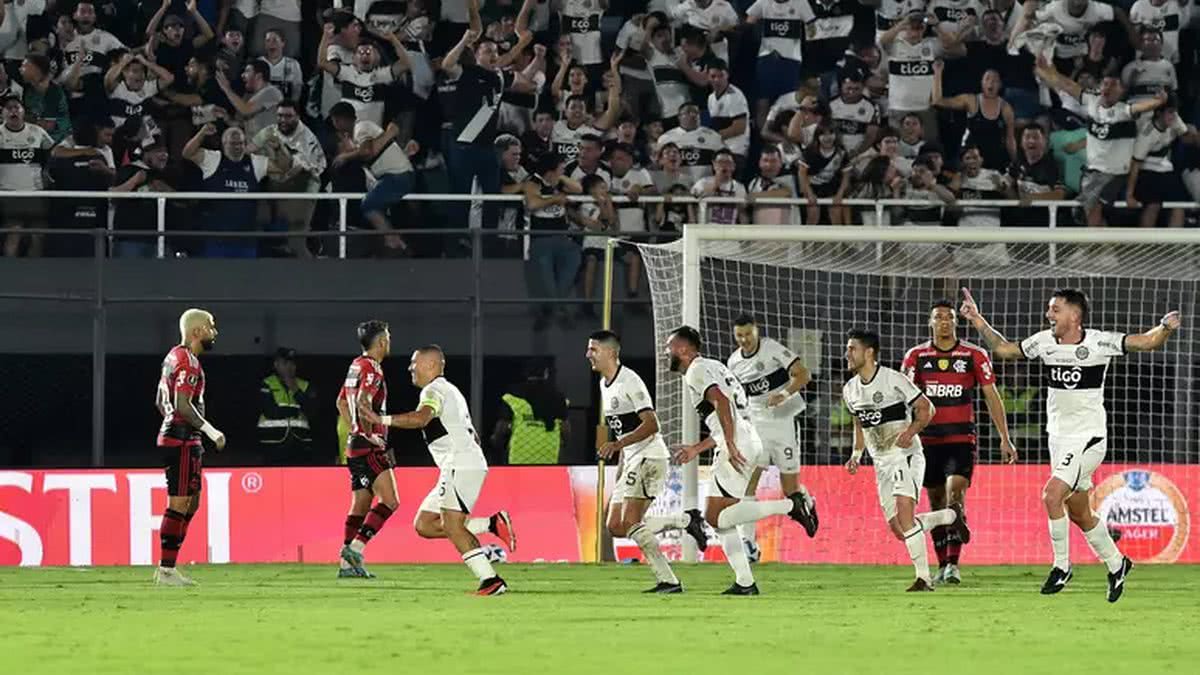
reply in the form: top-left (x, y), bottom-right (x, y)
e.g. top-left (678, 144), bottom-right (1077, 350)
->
top-left (257, 348), bottom-right (315, 462)
top-left (490, 363), bottom-right (569, 465)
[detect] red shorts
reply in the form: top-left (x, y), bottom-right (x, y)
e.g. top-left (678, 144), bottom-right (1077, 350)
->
top-left (163, 443), bottom-right (203, 496)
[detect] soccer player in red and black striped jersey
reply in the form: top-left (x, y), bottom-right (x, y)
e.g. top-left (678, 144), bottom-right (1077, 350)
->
top-left (154, 308), bottom-right (225, 586)
top-left (335, 320), bottom-right (400, 578)
top-left (901, 300), bottom-right (1017, 584)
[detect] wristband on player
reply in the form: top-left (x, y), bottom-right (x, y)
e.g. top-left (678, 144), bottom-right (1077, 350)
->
top-left (200, 422), bottom-right (222, 441)
top-left (380, 415), bottom-right (393, 426)
top-left (1161, 317), bottom-right (1175, 330)
top-left (850, 448), bottom-right (864, 463)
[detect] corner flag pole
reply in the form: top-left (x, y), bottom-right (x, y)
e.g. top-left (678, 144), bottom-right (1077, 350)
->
top-left (595, 237), bottom-right (617, 564)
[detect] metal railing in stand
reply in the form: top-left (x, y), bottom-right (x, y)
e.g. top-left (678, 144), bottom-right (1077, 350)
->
top-left (5, 190), bottom-right (1197, 261)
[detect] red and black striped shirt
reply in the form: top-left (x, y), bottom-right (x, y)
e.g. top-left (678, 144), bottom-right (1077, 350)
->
top-left (900, 340), bottom-right (995, 447)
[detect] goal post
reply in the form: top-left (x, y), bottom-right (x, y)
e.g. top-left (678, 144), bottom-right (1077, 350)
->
top-left (635, 225), bottom-right (1200, 566)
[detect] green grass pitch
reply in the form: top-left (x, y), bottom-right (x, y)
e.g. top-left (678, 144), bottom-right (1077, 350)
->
top-left (2, 563), bottom-right (1197, 675)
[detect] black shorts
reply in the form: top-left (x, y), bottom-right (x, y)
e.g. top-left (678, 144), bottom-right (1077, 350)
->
top-left (163, 443), bottom-right (203, 497)
top-left (1134, 170), bottom-right (1190, 206)
top-left (347, 450), bottom-right (395, 491)
top-left (923, 443), bottom-right (977, 488)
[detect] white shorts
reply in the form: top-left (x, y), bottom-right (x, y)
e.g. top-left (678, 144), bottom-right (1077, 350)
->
top-left (418, 467), bottom-right (487, 514)
top-left (610, 456), bottom-right (668, 503)
top-left (708, 428), bottom-right (764, 500)
top-left (752, 416), bottom-right (801, 473)
top-left (874, 452), bottom-right (925, 522)
top-left (1049, 435), bottom-right (1107, 492)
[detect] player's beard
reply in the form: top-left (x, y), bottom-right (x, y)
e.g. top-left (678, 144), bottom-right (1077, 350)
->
top-left (201, 338), bottom-right (216, 351)
top-left (668, 355), bottom-right (682, 372)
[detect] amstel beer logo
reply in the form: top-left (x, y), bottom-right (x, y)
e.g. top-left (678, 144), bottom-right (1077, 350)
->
top-left (1092, 470), bottom-right (1189, 563)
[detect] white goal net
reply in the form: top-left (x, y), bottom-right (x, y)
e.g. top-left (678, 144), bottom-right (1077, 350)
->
top-left (635, 227), bottom-right (1199, 566)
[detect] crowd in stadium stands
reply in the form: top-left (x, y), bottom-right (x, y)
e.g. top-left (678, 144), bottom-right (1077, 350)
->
top-left (1, 0), bottom-right (1199, 261)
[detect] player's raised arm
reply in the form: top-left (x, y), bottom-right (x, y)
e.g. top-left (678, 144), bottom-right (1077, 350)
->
top-left (599, 410), bottom-right (659, 460)
top-left (1124, 311), bottom-right (1182, 352)
top-left (959, 288), bottom-right (1024, 360)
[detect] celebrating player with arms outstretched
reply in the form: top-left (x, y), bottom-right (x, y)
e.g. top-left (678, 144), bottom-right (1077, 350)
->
top-left (154, 308), bottom-right (225, 586)
top-left (842, 329), bottom-right (970, 592)
top-left (726, 315), bottom-right (819, 561)
top-left (337, 320), bottom-right (400, 578)
top-left (386, 346), bottom-right (512, 596)
top-left (901, 300), bottom-right (1016, 585)
top-left (588, 330), bottom-right (708, 594)
top-left (667, 326), bottom-right (817, 595)
top-left (960, 288), bottom-right (1181, 602)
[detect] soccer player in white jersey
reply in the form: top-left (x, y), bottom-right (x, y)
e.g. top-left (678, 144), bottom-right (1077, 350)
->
top-left (726, 315), bottom-right (819, 562)
top-left (385, 345), bottom-right (516, 596)
top-left (960, 288), bottom-right (1181, 602)
top-left (842, 329), bottom-right (969, 592)
top-left (666, 326), bottom-right (817, 595)
top-left (587, 330), bottom-right (708, 593)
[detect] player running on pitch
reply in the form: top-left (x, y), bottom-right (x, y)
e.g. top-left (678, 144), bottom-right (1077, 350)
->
top-left (666, 326), bottom-right (817, 595)
top-left (726, 315), bottom-right (819, 562)
top-left (337, 320), bottom-right (401, 578)
top-left (154, 308), bottom-right (226, 586)
top-left (901, 300), bottom-right (1016, 585)
top-left (960, 288), bottom-right (1181, 602)
top-left (842, 329), bottom-right (970, 592)
top-left (385, 345), bottom-right (512, 595)
top-left (588, 330), bottom-right (708, 593)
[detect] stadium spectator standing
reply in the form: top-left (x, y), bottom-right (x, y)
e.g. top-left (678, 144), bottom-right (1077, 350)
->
top-left (183, 122), bottom-right (291, 257)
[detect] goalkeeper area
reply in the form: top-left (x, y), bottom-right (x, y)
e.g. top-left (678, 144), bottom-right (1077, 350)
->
top-left (634, 226), bottom-right (1199, 564)
top-left (3, 563), bottom-right (1199, 674)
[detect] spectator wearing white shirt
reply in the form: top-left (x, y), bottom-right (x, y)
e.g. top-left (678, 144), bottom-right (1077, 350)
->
top-left (745, 0), bottom-right (812, 132)
top-left (317, 24), bottom-right (411, 128)
top-left (62, 1), bottom-right (125, 113)
top-left (251, 101), bottom-right (327, 258)
top-left (1035, 57), bottom-right (1167, 226)
top-left (1, 95), bottom-right (58, 257)
top-left (747, 144), bottom-right (798, 225)
top-left (691, 148), bottom-right (746, 224)
top-left (879, 9), bottom-right (966, 143)
top-left (607, 142), bottom-right (655, 308)
top-left (667, 0), bottom-right (738, 65)
top-left (1126, 97), bottom-right (1200, 228)
top-left (260, 29), bottom-right (304, 103)
top-left (1129, 0), bottom-right (1189, 64)
top-left (102, 51), bottom-right (174, 150)
top-left (0, 0), bottom-right (46, 66)
top-left (1119, 27), bottom-right (1177, 103)
top-left (705, 59), bottom-right (749, 173)
top-left (254, 0), bottom-right (302, 60)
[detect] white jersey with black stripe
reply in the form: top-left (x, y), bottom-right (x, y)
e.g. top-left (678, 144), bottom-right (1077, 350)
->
top-left (842, 366), bottom-right (925, 457)
top-left (600, 365), bottom-right (669, 461)
top-left (683, 356), bottom-right (754, 446)
top-left (1020, 329), bottom-right (1126, 438)
top-left (418, 376), bottom-right (488, 469)
top-left (727, 337), bottom-right (807, 420)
